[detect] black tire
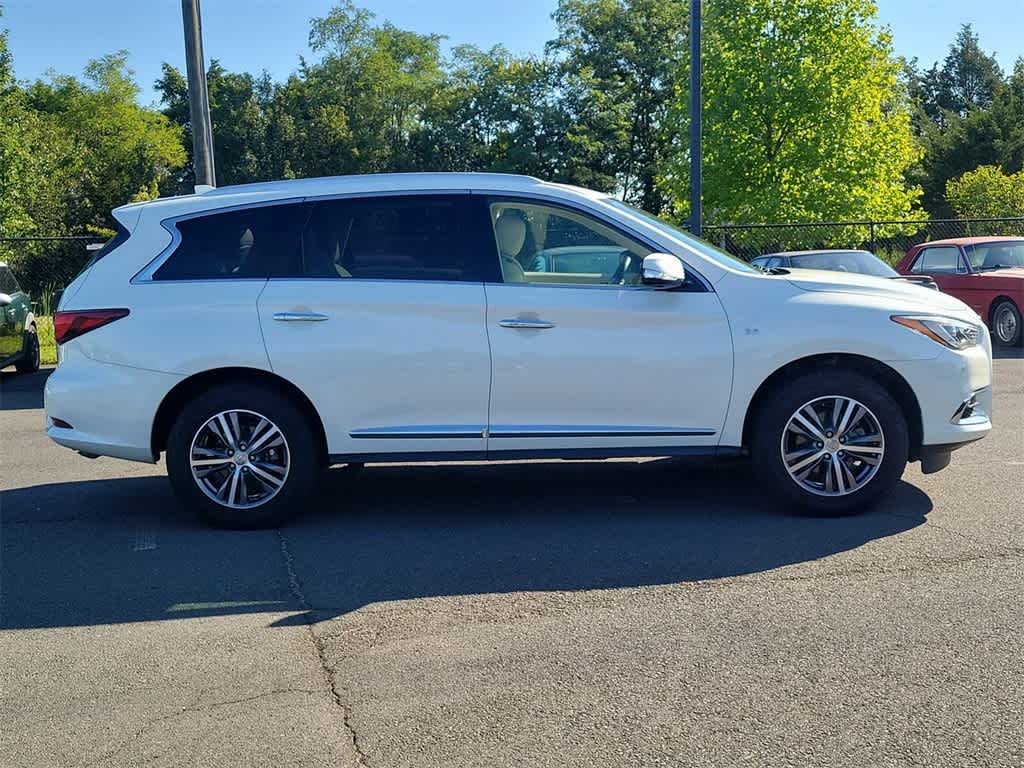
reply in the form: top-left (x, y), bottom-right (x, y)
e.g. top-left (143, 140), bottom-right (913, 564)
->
top-left (990, 299), bottom-right (1022, 347)
top-left (14, 324), bottom-right (40, 374)
top-left (751, 370), bottom-right (909, 516)
top-left (166, 383), bottom-right (321, 528)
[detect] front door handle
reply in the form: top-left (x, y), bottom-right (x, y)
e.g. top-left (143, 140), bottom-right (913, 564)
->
top-left (499, 319), bottom-right (555, 330)
top-left (273, 311), bottom-right (329, 322)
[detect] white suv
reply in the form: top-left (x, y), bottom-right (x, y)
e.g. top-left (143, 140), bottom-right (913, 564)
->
top-left (46, 173), bottom-right (993, 527)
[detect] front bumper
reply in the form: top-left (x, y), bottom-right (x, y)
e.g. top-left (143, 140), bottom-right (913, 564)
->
top-left (890, 336), bottom-right (993, 468)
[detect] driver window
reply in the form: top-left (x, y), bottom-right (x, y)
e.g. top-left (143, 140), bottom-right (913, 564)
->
top-left (488, 200), bottom-right (653, 286)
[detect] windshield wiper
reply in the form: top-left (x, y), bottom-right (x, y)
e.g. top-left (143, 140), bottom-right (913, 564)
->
top-left (753, 264), bottom-right (790, 275)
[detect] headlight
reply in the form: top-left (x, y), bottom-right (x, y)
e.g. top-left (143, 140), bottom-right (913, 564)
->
top-left (891, 315), bottom-right (980, 350)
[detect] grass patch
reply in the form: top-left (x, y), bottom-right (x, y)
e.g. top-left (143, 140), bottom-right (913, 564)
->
top-left (36, 316), bottom-right (57, 366)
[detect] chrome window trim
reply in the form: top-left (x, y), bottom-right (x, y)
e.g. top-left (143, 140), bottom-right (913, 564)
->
top-left (488, 425), bottom-right (716, 438)
top-left (350, 425), bottom-right (486, 439)
top-left (130, 187), bottom-right (711, 290)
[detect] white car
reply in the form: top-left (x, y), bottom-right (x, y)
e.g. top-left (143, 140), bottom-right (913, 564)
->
top-left (45, 173), bottom-right (993, 527)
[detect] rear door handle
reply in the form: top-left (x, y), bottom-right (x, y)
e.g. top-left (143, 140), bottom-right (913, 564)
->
top-left (499, 319), bottom-right (555, 330)
top-left (273, 311), bottom-right (329, 322)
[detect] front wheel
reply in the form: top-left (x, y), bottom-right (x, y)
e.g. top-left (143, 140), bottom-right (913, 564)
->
top-left (991, 299), bottom-right (1022, 347)
top-left (166, 383), bottom-right (320, 528)
top-left (15, 324), bottom-right (40, 373)
top-left (751, 371), bottom-right (909, 515)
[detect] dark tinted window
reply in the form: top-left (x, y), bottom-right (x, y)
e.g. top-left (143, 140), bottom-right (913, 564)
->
top-left (0, 267), bottom-right (20, 294)
top-left (302, 195), bottom-right (493, 282)
top-left (155, 204), bottom-right (307, 280)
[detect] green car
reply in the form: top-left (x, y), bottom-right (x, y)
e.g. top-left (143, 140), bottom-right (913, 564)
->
top-left (0, 263), bottom-right (41, 374)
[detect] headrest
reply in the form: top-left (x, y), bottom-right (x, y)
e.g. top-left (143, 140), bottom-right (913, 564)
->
top-left (495, 211), bottom-right (527, 257)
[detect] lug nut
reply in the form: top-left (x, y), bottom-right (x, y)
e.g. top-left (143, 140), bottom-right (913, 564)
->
top-left (826, 431), bottom-right (833, 438)
top-left (816, 442), bottom-right (824, 448)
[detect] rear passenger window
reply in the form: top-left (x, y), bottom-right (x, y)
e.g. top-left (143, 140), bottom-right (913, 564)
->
top-left (155, 204), bottom-right (308, 281)
top-left (301, 195), bottom-right (491, 282)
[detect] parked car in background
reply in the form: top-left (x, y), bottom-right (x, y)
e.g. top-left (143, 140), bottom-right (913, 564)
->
top-left (0, 263), bottom-right (41, 374)
top-left (752, 250), bottom-right (939, 290)
top-left (45, 173), bottom-right (992, 528)
top-left (896, 237), bottom-right (1024, 346)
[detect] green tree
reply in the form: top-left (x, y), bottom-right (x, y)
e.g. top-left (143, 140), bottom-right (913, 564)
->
top-left (549, 0), bottom-right (686, 212)
top-left (295, 1), bottom-right (446, 175)
top-left (920, 24), bottom-right (1003, 124)
top-left (26, 53), bottom-right (186, 230)
top-left (157, 61), bottom-right (282, 191)
top-left (946, 165), bottom-right (1024, 218)
top-left (413, 44), bottom-right (571, 177)
top-left (663, 0), bottom-right (922, 225)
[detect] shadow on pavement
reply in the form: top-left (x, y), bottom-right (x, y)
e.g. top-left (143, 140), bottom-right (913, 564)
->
top-left (992, 345), bottom-right (1024, 360)
top-left (1, 460), bottom-right (932, 630)
top-left (0, 368), bottom-right (51, 411)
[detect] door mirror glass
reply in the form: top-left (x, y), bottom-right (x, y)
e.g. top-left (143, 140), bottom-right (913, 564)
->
top-left (641, 253), bottom-right (686, 289)
top-left (0, 293), bottom-right (12, 307)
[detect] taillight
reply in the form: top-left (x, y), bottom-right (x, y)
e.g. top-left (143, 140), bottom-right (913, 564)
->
top-left (53, 309), bottom-right (130, 345)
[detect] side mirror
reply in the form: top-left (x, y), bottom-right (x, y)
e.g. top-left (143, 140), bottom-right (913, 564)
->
top-left (641, 253), bottom-right (686, 289)
top-left (0, 293), bottom-right (12, 307)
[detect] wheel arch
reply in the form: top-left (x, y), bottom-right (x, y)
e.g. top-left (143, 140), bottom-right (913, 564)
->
top-left (987, 295), bottom-right (1019, 325)
top-left (151, 367), bottom-right (328, 462)
top-left (741, 353), bottom-right (923, 461)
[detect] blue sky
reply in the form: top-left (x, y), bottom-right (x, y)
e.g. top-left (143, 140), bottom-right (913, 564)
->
top-left (3, 0), bottom-right (1022, 106)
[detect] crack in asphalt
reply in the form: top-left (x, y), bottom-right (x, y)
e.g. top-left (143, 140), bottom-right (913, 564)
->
top-left (83, 688), bottom-right (318, 767)
top-left (277, 528), bottom-right (371, 768)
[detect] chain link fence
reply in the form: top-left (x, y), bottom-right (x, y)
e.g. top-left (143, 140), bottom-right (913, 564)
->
top-left (0, 236), bottom-right (107, 308)
top-left (702, 217), bottom-right (1024, 265)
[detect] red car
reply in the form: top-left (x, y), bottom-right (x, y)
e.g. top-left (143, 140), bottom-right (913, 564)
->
top-left (897, 236), bottom-right (1024, 346)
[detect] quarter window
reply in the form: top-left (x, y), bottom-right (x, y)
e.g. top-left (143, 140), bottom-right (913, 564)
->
top-left (488, 200), bottom-right (654, 286)
top-left (911, 246), bottom-right (964, 275)
top-left (302, 195), bottom-right (491, 282)
top-left (154, 204), bottom-right (308, 281)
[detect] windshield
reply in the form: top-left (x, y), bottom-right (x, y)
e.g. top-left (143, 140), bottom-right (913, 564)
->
top-left (602, 199), bottom-right (758, 273)
top-left (789, 251), bottom-right (896, 278)
top-left (963, 241), bottom-right (1024, 271)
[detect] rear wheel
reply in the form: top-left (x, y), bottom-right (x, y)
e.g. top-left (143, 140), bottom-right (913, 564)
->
top-left (166, 383), bottom-right (320, 528)
top-left (991, 300), bottom-right (1022, 346)
top-left (751, 371), bottom-right (909, 515)
top-left (14, 324), bottom-right (40, 374)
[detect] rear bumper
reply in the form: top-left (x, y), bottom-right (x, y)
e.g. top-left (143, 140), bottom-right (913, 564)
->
top-left (44, 350), bottom-right (182, 463)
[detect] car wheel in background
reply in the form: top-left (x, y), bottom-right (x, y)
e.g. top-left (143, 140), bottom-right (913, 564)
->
top-left (14, 324), bottom-right (40, 374)
top-left (166, 383), bottom-right (320, 528)
top-left (752, 371), bottom-right (909, 516)
top-left (991, 300), bottom-right (1022, 347)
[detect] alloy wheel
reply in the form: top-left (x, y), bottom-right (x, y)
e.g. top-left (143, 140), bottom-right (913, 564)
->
top-left (780, 395), bottom-right (885, 497)
top-left (189, 409), bottom-right (290, 509)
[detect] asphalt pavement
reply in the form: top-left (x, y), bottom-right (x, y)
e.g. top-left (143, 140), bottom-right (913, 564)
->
top-left (2, 352), bottom-right (1022, 767)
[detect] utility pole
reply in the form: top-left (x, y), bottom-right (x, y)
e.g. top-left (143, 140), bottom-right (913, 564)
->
top-left (689, 0), bottom-right (702, 236)
top-left (181, 0), bottom-right (216, 189)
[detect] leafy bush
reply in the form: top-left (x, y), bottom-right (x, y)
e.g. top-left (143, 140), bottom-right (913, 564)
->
top-left (36, 316), bottom-right (56, 366)
top-left (946, 166), bottom-right (1024, 220)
